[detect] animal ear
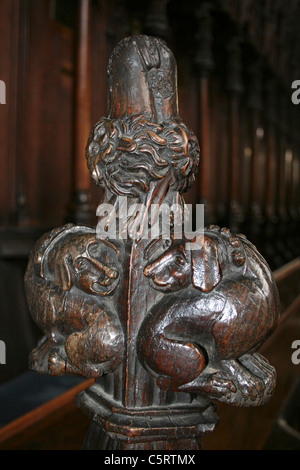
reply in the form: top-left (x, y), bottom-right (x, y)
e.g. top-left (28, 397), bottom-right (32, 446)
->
top-left (191, 236), bottom-right (220, 291)
top-left (53, 253), bottom-right (73, 291)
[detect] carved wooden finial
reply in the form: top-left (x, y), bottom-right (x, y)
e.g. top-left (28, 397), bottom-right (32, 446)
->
top-left (25, 35), bottom-right (280, 450)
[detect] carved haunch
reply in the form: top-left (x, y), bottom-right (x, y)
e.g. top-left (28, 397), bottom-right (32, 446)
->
top-left (138, 228), bottom-right (280, 406)
top-left (25, 35), bottom-right (280, 450)
top-left (25, 224), bottom-right (124, 378)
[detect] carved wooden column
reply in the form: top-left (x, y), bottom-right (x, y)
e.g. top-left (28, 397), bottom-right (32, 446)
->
top-left (194, 2), bottom-right (215, 225)
top-left (278, 92), bottom-right (296, 264)
top-left (143, 0), bottom-right (170, 42)
top-left (291, 110), bottom-right (300, 252)
top-left (25, 35), bottom-right (280, 451)
top-left (284, 104), bottom-right (298, 261)
top-left (273, 88), bottom-right (288, 267)
top-left (9, 0), bottom-right (30, 226)
top-left (262, 76), bottom-right (278, 264)
top-left (66, 0), bottom-right (93, 224)
top-left (244, 59), bottom-right (264, 248)
top-left (225, 35), bottom-right (244, 233)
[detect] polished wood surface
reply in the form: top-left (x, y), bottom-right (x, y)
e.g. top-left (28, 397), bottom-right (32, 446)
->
top-left (0, 261), bottom-right (298, 450)
top-left (1, 0), bottom-right (299, 451)
top-left (24, 34), bottom-right (281, 450)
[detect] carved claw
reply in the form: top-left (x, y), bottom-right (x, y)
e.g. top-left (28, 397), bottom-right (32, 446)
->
top-left (29, 337), bottom-right (58, 374)
top-left (219, 358), bottom-right (267, 405)
top-left (173, 372), bottom-right (237, 403)
top-left (237, 352), bottom-right (276, 404)
top-left (170, 353), bottom-right (276, 407)
top-left (48, 349), bottom-right (71, 375)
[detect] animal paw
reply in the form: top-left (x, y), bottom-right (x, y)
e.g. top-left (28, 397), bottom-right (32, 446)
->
top-left (29, 337), bottom-right (57, 374)
top-left (220, 355), bottom-right (275, 406)
top-left (161, 370), bottom-right (237, 401)
top-left (48, 350), bottom-right (68, 375)
top-left (238, 352), bottom-right (276, 404)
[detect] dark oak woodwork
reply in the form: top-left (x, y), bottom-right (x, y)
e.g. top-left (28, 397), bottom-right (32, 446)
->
top-left (225, 34), bottom-right (244, 234)
top-left (0, 0), bottom-right (299, 452)
top-left (243, 58), bottom-right (264, 248)
top-left (1, 259), bottom-right (299, 450)
top-left (66, 0), bottom-right (93, 225)
top-left (24, 34), bottom-right (281, 450)
top-left (194, 2), bottom-right (215, 225)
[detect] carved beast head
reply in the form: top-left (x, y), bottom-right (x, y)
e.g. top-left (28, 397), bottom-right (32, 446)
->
top-left (33, 224), bottom-right (120, 296)
top-left (143, 235), bottom-right (220, 292)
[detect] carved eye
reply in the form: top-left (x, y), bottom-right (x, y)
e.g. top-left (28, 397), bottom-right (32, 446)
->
top-left (76, 258), bottom-right (89, 271)
top-left (175, 256), bottom-right (185, 266)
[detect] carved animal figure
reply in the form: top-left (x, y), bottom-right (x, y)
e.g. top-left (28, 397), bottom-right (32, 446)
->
top-left (138, 226), bottom-right (280, 406)
top-left (25, 224), bottom-right (124, 378)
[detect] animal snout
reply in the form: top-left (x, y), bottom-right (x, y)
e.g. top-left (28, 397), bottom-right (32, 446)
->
top-left (106, 268), bottom-right (118, 279)
top-left (144, 250), bottom-right (179, 277)
top-left (144, 263), bottom-right (156, 278)
top-left (91, 258), bottom-right (118, 284)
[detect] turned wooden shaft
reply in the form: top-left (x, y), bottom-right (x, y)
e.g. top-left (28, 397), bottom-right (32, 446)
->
top-left (194, 2), bottom-right (214, 222)
top-left (198, 76), bottom-right (210, 200)
top-left (247, 62), bottom-right (262, 213)
top-left (73, 0), bottom-right (91, 192)
top-left (228, 95), bottom-right (240, 203)
top-left (264, 78), bottom-right (277, 217)
top-left (277, 95), bottom-right (287, 218)
top-left (225, 36), bottom-right (243, 231)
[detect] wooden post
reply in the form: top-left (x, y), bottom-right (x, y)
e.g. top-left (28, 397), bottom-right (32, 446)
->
top-left (25, 35), bottom-right (281, 451)
top-left (143, 0), bottom-right (170, 41)
top-left (225, 35), bottom-right (243, 233)
top-left (66, 0), bottom-right (93, 224)
top-left (262, 76), bottom-right (278, 264)
top-left (9, 0), bottom-right (30, 226)
top-left (245, 59), bottom-right (264, 247)
top-left (194, 2), bottom-right (215, 225)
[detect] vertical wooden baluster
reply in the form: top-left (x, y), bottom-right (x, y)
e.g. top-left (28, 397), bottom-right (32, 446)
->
top-left (291, 107), bottom-right (300, 229)
top-left (274, 89), bottom-right (288, 266)
top-left (245, 59), bottom-right (264, 247)
top-left (285, 103), bottom-right (299, 261)
top-left (262, 76), bottom-right (277, 264)
top-left (9, 0), bottom-right (30, 226)
top-left (294, 151), bottom-right (300, 252)
top-left (264, 77), bottom-right (277, 218)
top-left (194, 1), bottom-right (215, 225)
top-left (143, 0), bottom-right (171, 41)
top-left (225, 35), bottom-right (243, 233)
top-left (66, 0), bottom-right (93, 224)
top-left (294, 111), bottom-right (300, 240)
